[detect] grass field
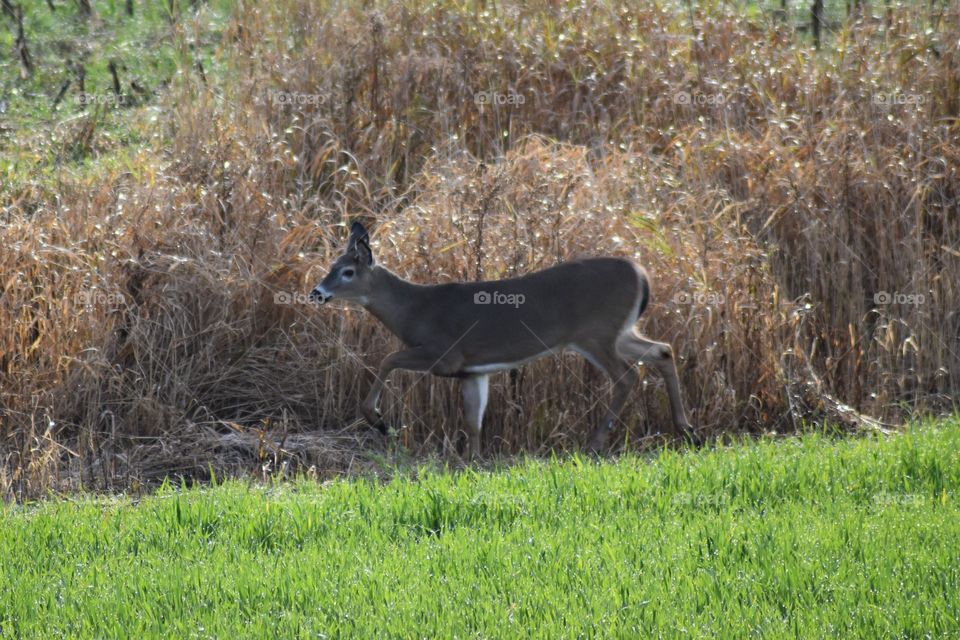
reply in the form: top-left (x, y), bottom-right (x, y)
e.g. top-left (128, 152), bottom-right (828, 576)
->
top-left (0, 0), bottom-right (230, 184)
top-left (2, 423), bottom-right (958, 638)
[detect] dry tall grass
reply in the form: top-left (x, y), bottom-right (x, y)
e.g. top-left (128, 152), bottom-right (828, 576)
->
top-left (2, 0), bottom-right (958, 499)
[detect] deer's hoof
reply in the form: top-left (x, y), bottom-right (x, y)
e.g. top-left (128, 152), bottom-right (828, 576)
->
top-left (361, 407), bottom-right (388, 435)
top-left (585, 434), bottom-right (608, 455)
top-left (677, 424), bottom-right (702, 446)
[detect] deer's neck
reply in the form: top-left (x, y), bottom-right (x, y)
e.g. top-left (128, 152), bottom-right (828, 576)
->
top-left (362, 266), bottom-right (425, 345)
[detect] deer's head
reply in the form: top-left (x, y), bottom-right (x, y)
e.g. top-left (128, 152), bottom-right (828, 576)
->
top-left (310, 222), bottom-right (376, 305)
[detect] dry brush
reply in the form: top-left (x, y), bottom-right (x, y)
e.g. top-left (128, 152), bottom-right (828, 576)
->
top-left (1, 0), bottom-right (958, 498)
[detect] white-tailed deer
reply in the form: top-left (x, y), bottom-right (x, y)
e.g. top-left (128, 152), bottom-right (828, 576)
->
top-left (310, 222), bottom-right (696, 457)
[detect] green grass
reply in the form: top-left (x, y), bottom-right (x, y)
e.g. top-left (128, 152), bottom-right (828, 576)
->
top-left (2, 424), bottom-right (959, 638)
top-left (0, 0), bottom-right (232, 195)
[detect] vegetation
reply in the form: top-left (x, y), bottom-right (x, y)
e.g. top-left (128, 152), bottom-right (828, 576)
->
top-left (2, 423), bottom-right (959, 636)
top-left (1, 0), bottom-right (231, 185)
top-left (1, 0), bottom-right (958, 497)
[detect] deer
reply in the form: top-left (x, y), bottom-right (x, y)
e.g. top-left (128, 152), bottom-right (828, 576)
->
top-left (310, 221), bottom-right (696, 459)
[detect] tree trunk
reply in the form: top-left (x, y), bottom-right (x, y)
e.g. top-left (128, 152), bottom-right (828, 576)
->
top-left (811, 0), bottom-right (824, 49)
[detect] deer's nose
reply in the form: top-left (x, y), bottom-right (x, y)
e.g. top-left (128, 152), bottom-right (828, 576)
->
top-left (309, 287), bottom-right (331, 304)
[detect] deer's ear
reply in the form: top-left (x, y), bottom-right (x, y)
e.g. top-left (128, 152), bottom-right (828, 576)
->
top-left (355, 237), bottom-right (373, 265)
top-left (348, 221), bottom-right (369, 247)
top-left (348, 222), bottom-right (373, 265)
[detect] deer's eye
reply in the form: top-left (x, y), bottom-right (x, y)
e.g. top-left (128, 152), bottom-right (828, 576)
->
top-left (342, 268), bottom-right (355, 279)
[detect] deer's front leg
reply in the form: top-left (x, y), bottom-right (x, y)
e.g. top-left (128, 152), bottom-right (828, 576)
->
top-left (361, 348), bottom-right (452, 434)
